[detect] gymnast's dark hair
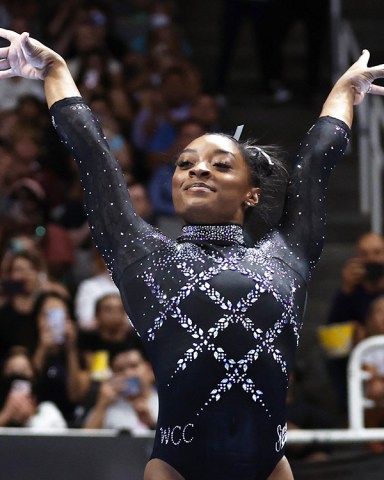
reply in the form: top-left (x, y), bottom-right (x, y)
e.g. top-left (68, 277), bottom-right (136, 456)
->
top-left (212, 133), bottom-right (289, 225)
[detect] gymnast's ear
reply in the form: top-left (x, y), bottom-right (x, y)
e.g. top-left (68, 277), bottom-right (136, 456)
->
top-left (244, 187), bottom-right (261, 207)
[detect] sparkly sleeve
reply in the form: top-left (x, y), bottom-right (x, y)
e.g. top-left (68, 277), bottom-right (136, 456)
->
top-left (277, 116), bottom-right (350, 271)
top-left (49, 97), bottom-right (170, 283)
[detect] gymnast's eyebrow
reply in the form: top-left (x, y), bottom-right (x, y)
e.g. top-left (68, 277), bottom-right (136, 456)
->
top-left (179, 148), bottom-right (236, 159)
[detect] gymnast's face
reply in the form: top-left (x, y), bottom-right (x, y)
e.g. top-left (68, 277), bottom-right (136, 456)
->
top-left (172, 134), bottom-right (260, 225)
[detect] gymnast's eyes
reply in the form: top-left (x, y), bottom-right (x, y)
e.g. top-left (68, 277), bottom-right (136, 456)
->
top-left (175, 157), bottom-right (232, 170)
top-left (175, 158), bottom-right (193, 169)
top-left (213, 162), bottom-right (232, 170)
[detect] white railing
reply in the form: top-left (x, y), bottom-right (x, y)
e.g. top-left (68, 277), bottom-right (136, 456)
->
top-left (330, 0), bottom-right (384, 233)
top-left (347, 335), bottom-right (384, 429)
top-left (287, 335), bottom-right (384, 445)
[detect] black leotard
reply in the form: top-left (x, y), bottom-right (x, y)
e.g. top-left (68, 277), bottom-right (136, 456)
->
top-left (51, 97), bottom-right (350, 479)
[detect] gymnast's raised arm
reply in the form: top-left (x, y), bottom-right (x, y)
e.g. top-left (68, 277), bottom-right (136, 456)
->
top-left (274, 51), bottom-right (384, 275)
top-left (0, 28), bottom-right (169, 284)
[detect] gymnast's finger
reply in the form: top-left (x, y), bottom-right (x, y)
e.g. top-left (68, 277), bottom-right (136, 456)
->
top-left (356, 49), bottom-right (370, 67)
top-left (0, 58), bottom-right (10, 71)
top-left (0, 68), bottom-right (13, 78)
top-left (0, 27), bottom-right (18, 42)
top-left (368, 84), bottom-right (384, 96)
top-left (0, 46), bottom-right (9, 59)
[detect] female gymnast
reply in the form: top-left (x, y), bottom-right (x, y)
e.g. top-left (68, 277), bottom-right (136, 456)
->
top-left (1, 28), bottom-right (384, 480)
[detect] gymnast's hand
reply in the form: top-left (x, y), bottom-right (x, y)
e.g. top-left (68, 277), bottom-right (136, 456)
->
top-left (321, 49), bottom-right (384, 127)
top-left (0, 28), bottom-right (63, 81)
top-left (341, 49), bottom-right (384, 105)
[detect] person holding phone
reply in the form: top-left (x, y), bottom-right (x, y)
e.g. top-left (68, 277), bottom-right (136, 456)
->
top-left (0, 347), bottom-right (66, 429)
top-left (31, 290), bottom-right (89, 425)
top-left (326, 232), bottom-right (384, 416)
top-left (83, 347), bottom-right (158, 432)
top-left (328, 232), bottom-right (384, 327)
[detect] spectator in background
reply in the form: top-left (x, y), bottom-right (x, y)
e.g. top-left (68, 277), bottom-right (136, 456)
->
top-left (102, 0), bottom-right (153, 56)
top-left (131, 65), bottom-right (197, 172)
top-left (83, 346), bottom-right (158, 432)
top-left (7, 121), bottom-right (66, 210)
top-left (0, 250), bottom-right (55, 359)
top-left (0, 138), bottom-right (13, 197)
top-left (327, 232), bottom-right (384, 327)
top-left (1, 178), bottom-right (48, 240)
top-left (74, 183), bottom-right (153, 331)
top-left (75, 48), bottom-right (134, 126)
top-left (77, 294), bottom-right (145, 425)
top-left (0, 178), bottom-right (75, 289)
top-left (60, 4), bottom-right (126, 80)
top-left (31, 290), bottom-right (89, 425)
top-left (128, 182), bottom-right (154, 223)
top-left (190, 93), bottom-right (221, 134)
top-left (146, 4), bottom-right (192, 63)
top-left (0, 347), bottom-right (67, 429)
top-left (78, 293), bottom-right (143, 377)
top-left (325, 232), bottom-right (384, 417)
top-left (1, 94), bottom-right (72, 189)
top-left (75, 247), bottom-right (120, 331)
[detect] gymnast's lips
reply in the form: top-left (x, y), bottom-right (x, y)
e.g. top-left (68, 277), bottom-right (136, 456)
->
top-left (184, 182), bottom-right (216, 191)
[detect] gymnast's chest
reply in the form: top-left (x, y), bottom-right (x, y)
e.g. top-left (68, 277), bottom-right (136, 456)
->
top-left (120, 244), bottom-right (306, 338)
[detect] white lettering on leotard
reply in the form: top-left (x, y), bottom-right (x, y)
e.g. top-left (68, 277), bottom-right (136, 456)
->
top-left (275, 423), bottom-right (287, 452)
top-left (160, 423), bottom-right (194, 445)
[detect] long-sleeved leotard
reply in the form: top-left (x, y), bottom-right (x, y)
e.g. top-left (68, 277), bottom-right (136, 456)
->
top-left (51, 97), bottom-right (350, 480)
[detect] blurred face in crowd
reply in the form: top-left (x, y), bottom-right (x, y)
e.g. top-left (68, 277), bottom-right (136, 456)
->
top-left (96, 294), bottom-right (127, 332)
top-left (357, 233), bottom-right (384, 264)
top-left (190, 95), bottom-right (219, 130)
top-left (128, 183), bottom-right (153, 220)
top-left (11, 128), bottom-right (41, 164)
top-left (8, 255), bottom-right (40, 294)
top-left (0, 142), bottom-right (12, 183)
top-left (366, 296), bottom-right (384, 336)
top-left (161, 71), bottom-right (187, 107)
top-left (73, 24), bottom-right (103, 53)
top-left (112, 349), bottom-right (154, 391)
top-left (3, 353), bottom-right (34, 380)
top-left (175, 121), bottom-right (206, 152)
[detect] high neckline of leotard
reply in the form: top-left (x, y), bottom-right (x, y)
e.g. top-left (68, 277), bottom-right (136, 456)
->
top-left (177, 224), bottom-right (246, 246)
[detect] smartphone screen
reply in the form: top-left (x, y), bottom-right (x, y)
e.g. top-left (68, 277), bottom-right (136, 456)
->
top-left (11, 379), bottom-right (32, 394)
top-left (46, 307), bottom-right (66, 344)
top-left (122, 377), bottom-right (142, 398)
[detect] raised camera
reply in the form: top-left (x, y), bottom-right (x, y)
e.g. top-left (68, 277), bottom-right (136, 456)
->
top-left (365, 262), bottom-right (384, 281)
